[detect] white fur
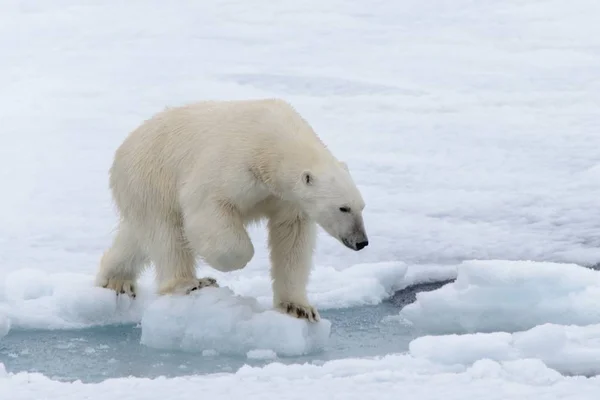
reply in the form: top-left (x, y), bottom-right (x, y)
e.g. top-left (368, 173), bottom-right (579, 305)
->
top-left (95, 98), bottom-right (368, 321)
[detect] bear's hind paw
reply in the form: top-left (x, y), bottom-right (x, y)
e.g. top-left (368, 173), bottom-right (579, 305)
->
top-left (159, 277), bottom-right (219, 295)
top-left (99, 278), bottom-right (136, 298)
top-left (187, 277), bottom-right (219, 294)
top-left (277, 301), bottom-right (320, 323)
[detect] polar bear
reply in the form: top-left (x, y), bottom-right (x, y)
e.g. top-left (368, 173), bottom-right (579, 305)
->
top-left (95, 98), bottom-right (368, 322)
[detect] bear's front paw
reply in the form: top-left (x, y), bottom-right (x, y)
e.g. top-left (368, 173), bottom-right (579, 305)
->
top-left (99, 277), bottom-right (136, 298)
top-left (277, 301), bottom-right (320, 323)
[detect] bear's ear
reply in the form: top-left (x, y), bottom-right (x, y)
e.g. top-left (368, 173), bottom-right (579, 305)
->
top-left (302, 171), bottom-right (314, 186)
top-left (339, 160), bottom-right (349, 172)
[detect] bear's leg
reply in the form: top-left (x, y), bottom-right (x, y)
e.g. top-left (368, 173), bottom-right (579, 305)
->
top-left (268, 215), bottom-right (320, 322)
top-left (95, 221), bottom-right (149, 298)
top-left (182, 201), bottom-right (255, 273)
top-left (148, 220), bottom-right (219, 295)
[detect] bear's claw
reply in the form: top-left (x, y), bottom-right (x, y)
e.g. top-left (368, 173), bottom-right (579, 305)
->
top-left (158, 277), bottom-right (219, 295)
top-left (278, 301), bottom-right (320, 323)
top-left (100, 278), bottom-right (136, 298)
top-left (185, 277), bottom-right (219, 294)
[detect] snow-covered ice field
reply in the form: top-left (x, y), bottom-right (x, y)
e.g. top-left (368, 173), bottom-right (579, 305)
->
top-left (2, 0), bottom-right (600, 398)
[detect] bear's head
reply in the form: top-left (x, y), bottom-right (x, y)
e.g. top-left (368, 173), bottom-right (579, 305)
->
top-left (293, 160), bottom-right (369, 252)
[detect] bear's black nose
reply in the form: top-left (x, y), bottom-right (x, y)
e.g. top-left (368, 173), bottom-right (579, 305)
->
top-left (355, 240), bottom-right (369, 251)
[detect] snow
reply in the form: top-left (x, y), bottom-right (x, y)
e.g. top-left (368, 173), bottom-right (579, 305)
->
top-left (2, 356), bottom-right (600, 400)
top-left (411, 323), bottom-right (600, 377)
top-left (0, 261), bottom-right (416, 333)
top-left (0, 270), bottom-right (146, 330)
top-left (395, 260), bottom-right (600, 334)
top-left (2, 0), bottom-right (600, 398)
top-left (140, 286), bottom-right (331, 356)
top-left (198, 260), bottom-right (413, 310)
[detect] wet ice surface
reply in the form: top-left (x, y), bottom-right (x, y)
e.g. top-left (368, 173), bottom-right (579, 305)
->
top-left (1, 302), bottom-right (410, 383)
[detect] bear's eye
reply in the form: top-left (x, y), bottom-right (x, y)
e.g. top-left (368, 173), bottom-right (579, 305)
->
top-left (339, 206), bottom-right (351, 213)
